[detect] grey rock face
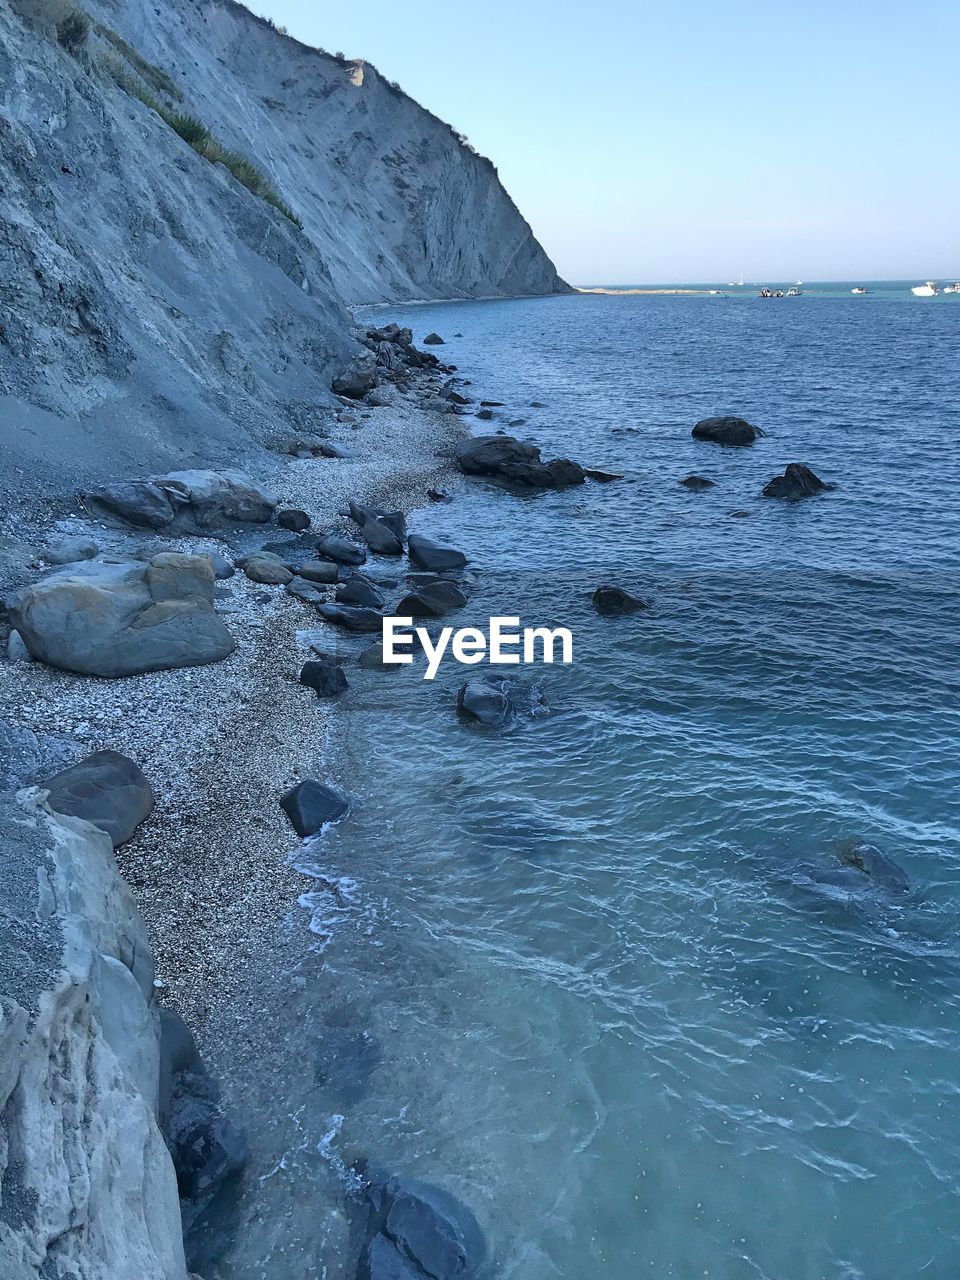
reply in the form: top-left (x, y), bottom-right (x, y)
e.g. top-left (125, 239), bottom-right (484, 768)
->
top-left (42, 750), bottom-right (155, 848)
top-left (10, 555), bottom-right (236, 677)
top-left (592, 585), bottom-right (648, 616)
top-left (762, 463), bottom-right (834, 499)
top-left (407, 535), bottom-right (467, 572)
top-left (692, 416), bottom-right (764, 446)
top-left (280, 780), bottom-right (349, 836)
top-left (86, 471), bottom-right (278, 530)
top-left (356, 1164), bottom-right (487, 1280)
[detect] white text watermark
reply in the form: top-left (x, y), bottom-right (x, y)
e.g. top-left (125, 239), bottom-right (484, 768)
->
top-left (382, 616), bottom-right (573, 680)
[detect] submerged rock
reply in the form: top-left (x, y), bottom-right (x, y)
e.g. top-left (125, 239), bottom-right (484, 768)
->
top-left (280, 780), bottom-right (349, 836)
top-left (300, 660), bottom-right (349, 698)
top-left (592, 585), bottom-right (648, 615)
top-left (355, 1162), bottom-right (487, 1280)
top-left (317, 603), bottom-right (384, 632)
top-left (762, 463), bottom-right (835, 500)
top-left (680, 474), bottom-right (716, 490)
top-left (692, 416), bottom-right (764, 446)
top-left (336, 576), bottom-right (386, 610)
top-left (357, 640), bottom-right (403, 671)
top-left (42, 750), bottom-right (154, 848)
top-left (396, 579), bottom-right (467, 618)
top-left (407, 534), bottom-right (468, 572)
top-left (457, 675), bottom-right (514, 728)
top-left (584, 468), bottom-right (623, 483)
top-left (10, 554), bottom-right (235, 677)
top-left (839, 839), bottom-right (909, 892)
top-left (86, 470), bottom-right (277, 530)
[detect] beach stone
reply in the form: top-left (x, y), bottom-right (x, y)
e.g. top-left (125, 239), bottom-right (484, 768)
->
top-left (277, 508), bottom-right (311, 532)
top-left (336, 577), bottom-right (386, 610)
top-left (356, 1164), bottom-right (486, 1280)
top-left (680, 475), bottom-right (716, 489)
top-left (9, 555), bottom-right (235, 677)
top-left (42, 750), bottom-right (154, 847)
top-left (348, 502), bottom-right (407, 544)
top-left (457, 675), bottom-right (514, 728)
top-left (207, 551), bottom-right (236, 579)
top-left (360, 519), bottom-right (404, 556)
top-left (592, 585), bottom-right (648, 616)
top-left (396, 579), bottom-right (467, 618)
top-left (316, 536), bottom-right (366, 566)
top-left (358, 640), bottom-right (403, 671)
top-left (299, 560), bottom-right (340, 584)
top-left (762, 463), bottom-right (834, 500)
top-left (7, 630), bottom-right (31, 663)
top-left (236, 551), bottom-right (293, 585)
top-left (300, 660), bottom-right (349, 698)
top-left (43, 536), bottom-right (99, 565)
top-left (332, 356), bottom-right (378, 399)
top-left (286, 579), bottom-right (327, 605)
top-left (692, 416), bottom-right (764, 446)
top-left (280, 780), bottom-right (349, 836)
top-left (475, 408), bottom-right (494, 421)
top-left (422, 332), bottom-right (445, 344)
top-left (407, 535), bottom-right (467, 572)
top-left (317, 604), bottom-right (384, 632)
top-left (86, 470), bottom-right (277, 529)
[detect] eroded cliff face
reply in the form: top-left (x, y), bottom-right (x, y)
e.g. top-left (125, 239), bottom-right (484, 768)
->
top-left (0, 0), bottom-right (565, 506)
top-left (0, 792), bottom-right (187, 1280)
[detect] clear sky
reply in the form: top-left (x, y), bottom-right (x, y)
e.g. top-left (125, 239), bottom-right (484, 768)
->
top-left (256, 0), bottom-right (959, 285)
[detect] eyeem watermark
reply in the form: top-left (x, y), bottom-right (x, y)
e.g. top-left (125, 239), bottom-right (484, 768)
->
top-left (383, 616), bottom-right (573, 680)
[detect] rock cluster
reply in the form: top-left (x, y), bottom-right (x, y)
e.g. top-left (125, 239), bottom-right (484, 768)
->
top-left (455, 435), bottom-right (586, 489)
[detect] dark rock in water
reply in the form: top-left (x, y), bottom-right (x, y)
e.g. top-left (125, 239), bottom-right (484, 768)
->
top-left (427, 489), bottom-right (453, 504)
top-left (455, 435), bottom-right (584, 489)
top-left (762, 463), bottom-right (835, 500)
top-left (422, 332), bottom-right (445, 345)
top-left (314, 1010), bottom-right (382, 1106)
top-left (299, 560), bottom-right (339, 584)
top-left (277, 508), bottom-right (311, 532)
top-left (839, 839), bottom-right (909, 892)
top-left (317, 603), bottom-right (384, 632)
top-left (457, 675), bottom-right (514, 728)
top-left (592, 585), bottom-right (648, 615)
top-left (316, 536), bottom-right (366, 566)
top-left (443, 383), bottom-right (472, 406)
top-left (332, 357), bottom-right (378, 399)
top-left (729, 509), bottom-right (752, 518)
top-left (358, 640), bottom-right (403, 671)
top-left (361, 519), bottom-right (404, 556)
top-left (584, 468), bottom-right (623, 483)
top-left (475, 408), bottom-right (495, 421)
top-left (407, 535), bottom-right (467, 571)
top-left (158, 1009), bottom-right (247, 1272)
top-left (396, 579), bottom-right (467, 618)
top-left (692, 416), bottom-right (764, 446)
top-left (356, 1162), bottom-right (487, 1280)
top-left (280, 779), bottom-right (349, 836)
top-left (42, 750), bottom-right (154, 848)
top-left (348, 503), bottom-right (407, 545)
top-left (10, 555), bottom-right (235, 677)
top-left (680, 475), bottom-right (716, 490)
top-left (336, 576), bottom-right (386, 610)
top-left (300, 660), bottom-right (348, 698)
top-left (530, 400), bottom-right (547, 408)
top-left (480, 400), bottom-right (504, 407)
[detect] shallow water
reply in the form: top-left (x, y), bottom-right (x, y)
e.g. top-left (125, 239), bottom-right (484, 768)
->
top-left (236, 292), bottom-right (960, 1279)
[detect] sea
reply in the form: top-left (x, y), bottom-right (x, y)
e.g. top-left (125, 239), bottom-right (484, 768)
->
top-left (224, 283), bottom-right (960, 1280)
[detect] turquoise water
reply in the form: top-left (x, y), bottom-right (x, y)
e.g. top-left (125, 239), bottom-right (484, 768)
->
top-left (240, 291), bottom-right (960, 1279)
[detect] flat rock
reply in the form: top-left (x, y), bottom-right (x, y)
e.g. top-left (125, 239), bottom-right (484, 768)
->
top-left (286, 578), bottom-right (327, 605)
top-left (317, 604), bottom-right (384, 632)
top-left (43, 536), bottom-right (99, 565)
top-left (336, 577), bottom-right (386, 610)
top-left (316, 536), bottom-right (366, 566)
top-left (395, 579), bottom-right (467, 618)
top-left (592, 585), bottom-right (648, 615)
top-left (280, 780), bottom-right (348, 836)
top-left (236, 551), bottom-right (293, 585)
top-left (298, 560), bottom-right (339, 584)
top-left (42, 750), bottom-right (154, 847)
top-left (86, 470), bottom-right (277, 530)
top-left (762, 463), bottom-right (834, 500)
top-left (299, 660), bottom-right (349, 698)
top-left (10, 555), bottom-right (235, 677)
top-left (680, 475), bottom-right (716, 490)
top-left (692, 416), bottom-right (764, 446)
top-left (407, 535), bottom-right (467, 572)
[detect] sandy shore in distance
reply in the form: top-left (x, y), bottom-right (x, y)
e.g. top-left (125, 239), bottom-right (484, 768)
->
top-left (0, 398), bottom-right (467, 1068)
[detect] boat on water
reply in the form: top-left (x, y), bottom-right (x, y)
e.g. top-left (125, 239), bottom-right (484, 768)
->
top-left (758, 287), bottom-right (786, 298)
top-left (911, 281), bottom-right (939, 297)
top-left (944, 282), bottom-right (960, 294)
top-left (786, 287), bottom-right (803, 296)
top-left (851, 286), bottom-right (868, 294)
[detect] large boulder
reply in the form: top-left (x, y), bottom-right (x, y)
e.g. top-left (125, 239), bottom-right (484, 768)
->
top-left (298, 560), bottom-right (340, 585)
top-left (316, 536), bottom-right (367, 566)
top-left (348, 503), bottom-right (407, 544)
top-left (42, 750), bottom-right (154, 848)
top-left (336, 577), bottom-right (386, 610)
top-left (592, 585), bottom-right (647, 616)
top-left (332, 356), bottom-right (378, 400)
top-left (762, 463), bottom-right (834, 500)
top-left (9, 555), bottom-right (236, 677)
top-left (455, 435), bottom-right (584, 488)
top-left (361, 519), bottom-right (404, 556)
top-left (355, 1163), bottom-right (486, 1280)
top-left (692, 416), bottom-right (764, 446)
top-left (280, 780), bottom-right (349, 836)
top-left (456, 675), bottom-right (514, 729)
top-left (395, 580), bottom-right (467, 618)
top-left (86, 470), bottom-right (277, 530)
top-left (407, 535), bottom-right (467, 572)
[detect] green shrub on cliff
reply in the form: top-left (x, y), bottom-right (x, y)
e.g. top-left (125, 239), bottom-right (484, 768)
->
top-left (56, 7), bottom-right (89, 53)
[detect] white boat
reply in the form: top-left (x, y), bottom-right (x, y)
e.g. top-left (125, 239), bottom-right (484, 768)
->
top-left (945, 282), bottom-right (960, 294)
top-left (911, 281), bottom-right (939, 297)
top-left (786, 287), bottom-right (802, 296)
top-left (851, 286), bottom-right (868, 294)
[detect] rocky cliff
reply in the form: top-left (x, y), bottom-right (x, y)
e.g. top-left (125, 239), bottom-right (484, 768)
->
top-left (0, 0), bottom-right (566, 507)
